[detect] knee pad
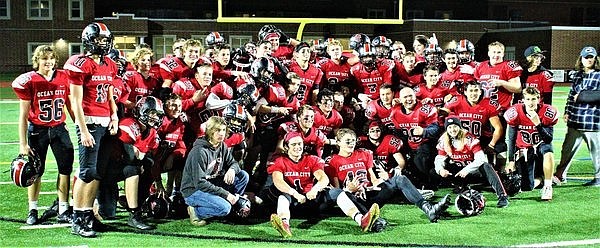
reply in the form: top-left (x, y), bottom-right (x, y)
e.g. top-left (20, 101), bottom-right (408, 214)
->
top-left (123, 165), bottom-right (142, 178)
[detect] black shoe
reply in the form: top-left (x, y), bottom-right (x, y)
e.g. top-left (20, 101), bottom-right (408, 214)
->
top-left (583, 178), bottom-right (600, 187)
top-left (497, 196), bottom-right (509, 208)
top-left (370, 218), bottom-right (388, 233)
top-left (71, 216), bottom-right (97, 238)
top-left (57, 210), bottom-right (73, 224)
top-left (421, 194), bottom-right (451, 223)
top-left (40, 200), bottom-right (58, 222)
top-left (87, 215), bottom-right (109, 232)
top-left (128, 211), bottom-right (155, 230)
top-left (26, 209), bottom-right (38, 225)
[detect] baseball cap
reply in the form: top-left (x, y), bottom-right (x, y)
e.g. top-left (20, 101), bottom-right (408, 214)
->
top-left (444, 117), bottom-right (461, 129)
top-left (580, 46), bottom-right (597, 57)
top-left (294, 41), bottom-right (311, 53)
top-left (524, 46), bottom-right (544, 57)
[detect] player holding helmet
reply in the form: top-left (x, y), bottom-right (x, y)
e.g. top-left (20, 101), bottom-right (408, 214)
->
top-left (12, 45), bottom-right (75, 225)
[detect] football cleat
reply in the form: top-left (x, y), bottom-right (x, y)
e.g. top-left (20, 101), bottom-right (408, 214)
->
top-left (26, 209), bottom-right (38, 225)
top-left (497, 195), bottom-right (509, 208)
top-left (541, 185), bottom-right (553, 200)
top-left (361, 203), bottom-right (380, 232)
top-left (270, 214), bottom-right (292, 238)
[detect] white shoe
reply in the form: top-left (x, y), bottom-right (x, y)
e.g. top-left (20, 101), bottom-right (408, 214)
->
top-left (418, 189), bottom-right (435, 200)
top-left (541, 185), bottom-right (553, 201)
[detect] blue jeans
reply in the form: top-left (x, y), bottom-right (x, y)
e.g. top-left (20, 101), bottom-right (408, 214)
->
top-left (185, 170), bottom-right (249, 220)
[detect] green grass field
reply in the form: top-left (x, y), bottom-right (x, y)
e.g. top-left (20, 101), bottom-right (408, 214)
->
top-left (0, 86), bottom-right (599, 247)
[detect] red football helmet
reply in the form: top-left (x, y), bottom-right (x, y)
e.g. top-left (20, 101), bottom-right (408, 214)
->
top-left (11, 152), bottom-right (42, 187)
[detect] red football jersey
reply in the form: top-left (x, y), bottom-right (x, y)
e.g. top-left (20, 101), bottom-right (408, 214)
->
top-left (156, 116), bottom-right (186, 157)
top-left (64, 55), bottom-right (118, 118)
top-left (278, 121), bottom-right (327, 157)
top-left (158, 57), bottom-right (195, 84)
top-left (525, 70), bottom-right (554, 94)
top-left (288, 61), bottom-right (323, 105)
top-left (474, 60), bottom-right (523, 110)
top-left (390, 103), bottom-right (438, 150)
top-left (123, 70), bottom-right (159, 104)
top-left (312, 106), bottom-right (343, 137)
top-left (443, 95), bottom-right (500, 138)
top-left (439, 67), bottom-right (475, 96)
top-left (350, 60), bottom-right (394, 99)
top-left (364, 100), bottom-right (395, 129)
top-left (325, 149), bottom-right (374, 187)
top-left (12, 70), bottom-right (70, 127)
top-left (112, 77), bottom-right (131, 105)
top-left (436, 133), bottom-right (482, 167)
top-left (172, 78), bottom-right (206, 111)
top-left (211, 61), bottom-right (234, 84)
top-left (414, 84), bottom-right (450, 108)
top-left (257, 83), bottom-right (293, 126)
top-left (118, 117), bottom-right (159, 153)
top-left (319, 59), bottom-right (352, 91)
top-left (357, 135), bottom-right (403, 168)
top-left (271, 45), bottom-right (295, 64)
top-left (267, 154), bottom-right (325, 194)
top-left (504, 103), bottom-right (559, 148)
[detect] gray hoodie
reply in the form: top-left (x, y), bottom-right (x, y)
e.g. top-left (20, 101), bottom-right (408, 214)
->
top-left (181, 137), bottom-right (241, 199)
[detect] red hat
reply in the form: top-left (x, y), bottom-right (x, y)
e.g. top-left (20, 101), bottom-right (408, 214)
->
top-left (368, 121), bottom-right (381, 130)
top-left (284, 131), bottom-right (303, 144)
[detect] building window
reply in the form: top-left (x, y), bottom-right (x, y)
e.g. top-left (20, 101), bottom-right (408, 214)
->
top-left (435, 10), bottom-right (453, 20)
top-left (229, 35), bottom-right (252, 49)
top-left (367, 9), bottom-right (386, 19)
top-left (152, 35), bottom-right (177, 59)
top-left (27, 42), bottom-right (52, 65)
top-left (69, 0), bottom-right (82, 20)
top-left (113, 36), bottom-right (137, 56)
top-left (0, 0), bottom-right (10, 19)
top-left (504, 46), bottom-right (516, 61)
top-left (406, 10), bottom-right (424, 19)
top-left (69, 43), bottom-right (83, 56)
top-left (190, 35), bottom-right (205, 45)
top-left (28, 0), bottom-right (52, 20)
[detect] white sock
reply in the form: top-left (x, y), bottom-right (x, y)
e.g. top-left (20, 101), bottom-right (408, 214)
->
top-left (276, 195), bottom-right (291, 216)
top-left (59, 201), bottom-right (69, 215)
top-left (544, 179), bottom-right (552, 187)
top-left (29, 201), bottom-right (38, 211)
top-left (353, 213), bottom-right (363, 225)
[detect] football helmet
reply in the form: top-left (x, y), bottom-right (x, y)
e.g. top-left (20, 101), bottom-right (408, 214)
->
top-left (250, 57), bottom-right (275, 87)
top-left (143, 193), bottom-right (171, 219)
top-left (231, 47), bottom-right (253, 72)
top-left (425, 43), bottom-right (444, 66)
top-left (358, 43), bottom-right (376, 70)
top-left (311, 39), bottom-right (327, 57)
top-left (223, 103), bottom-right (248, 133)
top-left (168, 192), bottom-right (189, 219)
top-left (258, 25), bottom-right (280, 41)
top-left (205, 32), bottom-right (225, 47)
top-left (107, 49), bottom-right (127, 77)
top-left (455, 189), bottom-right (486, 216)
top-left (371, 36), bottom-right (392, 58)
top-left (134, 96), bottom-right (165, 129)
top-left (81, 22), bottom-right (113, 56)
top-left (456, 39), bottom-right (475, 64)
top-left (236, 83), bottom-right (260, 109)
top-left (11, 152), bottom-right (42, 187)
top-left (349, 33), bottom-right (370, 52)
top-left (500, 171), bottom-right (522, 197)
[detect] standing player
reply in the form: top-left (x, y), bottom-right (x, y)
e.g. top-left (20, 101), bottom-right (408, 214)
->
top-left (414, 66), bottom-right (451, 108)
top-left (455, 39), bottom-right (478, 68)
top-left (319, 39), bottom-right (353, 92)
top-left (439, 49), bottom-right (475, 96)
top-left (505, 87), bottom-right (559, 200)
top-left (350, 43), bottom-right (394, 101)
top-left (64, 23), bottom-right (119, 238)
top-left (124, 47), bottom-right (159, 109)
top-left (288, 42), bottom-right (324, 105)
top-left (158, 39), bottom-right (205, 97)
top-left (12, 45), bottom-right (75, 225)
top-left (518, 46), bottom-right (554, 104)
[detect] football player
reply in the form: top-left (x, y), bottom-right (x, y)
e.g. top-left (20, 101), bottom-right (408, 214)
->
top-left (455, 39), bottom-right (477, 67)
top-left (277, 105), bottom-right (328, 157)
top-left (211, 43), bottom-right (250, 86)
top-left (516, 46), bottom-right (554, 104)
top-left (357, 121), bottom-right (406, 176)
top-left (364, 84), bottom-right (396, 130)
top-left (312, 89), bottom-right (343, 138)
top-left (182, 116), bottom-right (250, 226)
top-left (390, 41), bottom-right (406, 62)
top-left (390, 87), bottom-right (442, 189)
top-left (393, 51), bottom-right (424, 88)
top-left (319, 39), bottom-right (353, 92)
top-left (258, 24), bottom-right (300, 63)
top-left (64, 22), bottom-right (119, 238)
top-left (12, 45), bottom-right (75, 225)
top-left (350, 43), bottom-right (394, 101)
top-left (96, 96), bottom-right (163, 230)
top-left (326, 128), bottom-right (451, 223)
top-left (123, 47), bottom-right (160, 110)
top-left (414, 66), bottom-right (451, 108)
top-left (434, 117), bottom-right (510, 208)
top-left (439, 48), bottom-right (475, 96)
top-left (288, 42), bottom-right (324, 105)
top-left (505, 87), bottom-right (559, 200)
top-left (267, 132), bottom-right (382, 237)
top-left (158, 39), bottom-right (206, 96)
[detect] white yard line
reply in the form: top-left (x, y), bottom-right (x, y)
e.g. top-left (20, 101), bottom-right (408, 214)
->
top-left (513, 239), bottom-right (600, 247)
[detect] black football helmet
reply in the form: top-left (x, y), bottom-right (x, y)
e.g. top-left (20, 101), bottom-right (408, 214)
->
top-left (500, 171), bottom-right (522, 197)
top-left (358, 43), bottom-right (376, 70)
top-left (236, 82), bottom-right (260, 110)
top-left (456, 39), bottom-right (475, 64)
top-left (349, 33), bottom-right (370, 52)
top-left (223, 103), bottom-right (248, 133)
top-left (107, 49), bottom-right (127, 77)
top-left (81, 22), bottom-right (113, 56)
top-left (11, 152), bottom-right (42, 187)
top-left (205, 32), bottom-right (225, 47)
top-left (231, 47), bottom-right (253, 72)
top-left (250, 57), bottom-right (275, 87)
top-left (371, 36), bottom-right (392, 58)
top-left (143, 193), bottom-right (171, 219)
top-left (134, 96), bottom-right (165, 129)
top-left (425, 43), bottom-right (444, 66)
top-left (258, 25), bottom-right (279, 41)
top-left (455, 188), bottom-right (486, 216)
top-left (168, 192), bottom-right (189, 219)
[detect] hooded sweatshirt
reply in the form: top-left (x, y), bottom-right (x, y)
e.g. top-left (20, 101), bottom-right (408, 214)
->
top-left (181, 137), bottom-right (241, 199)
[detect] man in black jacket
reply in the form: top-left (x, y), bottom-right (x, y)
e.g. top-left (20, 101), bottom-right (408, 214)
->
top-left (182, 116), bottom-right (250, 226)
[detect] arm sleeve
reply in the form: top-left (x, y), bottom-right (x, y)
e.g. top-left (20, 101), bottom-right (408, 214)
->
top-left (507, 125), bottom-right (517, 162)
top-left (464, 150), bottom-right (487, 174)
top-left (542, 92), bottom-right (553, 105)
top-left (536, 125), bottom-right (554, 144)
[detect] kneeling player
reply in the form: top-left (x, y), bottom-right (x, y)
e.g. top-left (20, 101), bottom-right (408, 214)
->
top-left (505, 87), bottom-right (558, 200)
top-left (327, 128), bottom-right (451, 223)
top-left (434, 117), bottom-right (510, 208)
top-left (266, 132), bottom-right (381, 238)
